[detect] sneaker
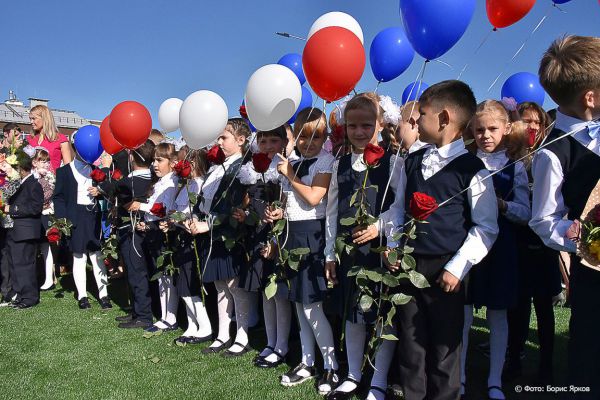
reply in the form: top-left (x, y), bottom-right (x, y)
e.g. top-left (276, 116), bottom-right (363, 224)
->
top-left (317, 370), bottom-right (340, 395)
top-left (99, 297), bottom-right (112, 310)
top-left (280, 363), bottom-right (316, 387)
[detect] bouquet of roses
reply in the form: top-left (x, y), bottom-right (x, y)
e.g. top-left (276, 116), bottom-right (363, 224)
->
top-left (46, 216), bottom-right (74, 244)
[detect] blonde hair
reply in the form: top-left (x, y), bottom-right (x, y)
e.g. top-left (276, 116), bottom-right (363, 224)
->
top-left (539, 35), bottom-right (600, 106)
top-left (293, 108), bottom-right (327, 138)
top-left (33, 148), bottom-right (50, 162)
top-left (401, 101), bottom-right (419, 122)
top-left (30, 105), bottom-right (59, 141)
top-left (344, 92), bottom-right (383, 124)
top-left (154, 142), bottom-right (177, 161)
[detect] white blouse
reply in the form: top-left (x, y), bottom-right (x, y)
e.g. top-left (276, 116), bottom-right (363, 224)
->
top-left (172, 177), bottom-right (203, 215)
top-left (70, 160), bottom-right (93, 206)
top-left (140, 172), bottom-right (178, 221)
top-left (196, 153), bottom-right (242, 215)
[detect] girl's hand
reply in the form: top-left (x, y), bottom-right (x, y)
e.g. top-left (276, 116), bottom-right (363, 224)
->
top-left (190, 220), bottom-right (209, 236)
top-left (263, 206), bottom-right (283, 223)
top-left (232, 208), bottom-right (247, 223)
top-left (260, 242), bottom-right (275, 260)
top-left (135, 221), bottom-right (148, 232)
top-left (325, 261), bottom-right (338, 285)
top-left (276, 153), bottom-right (294, 180)
top-left (158, 220), bottom-right (171, 233)
top-left (352, 223), bottom-right (379, 245)
top-left (126, 201), bottom-right (141, 212)
top-left (566, 219), bottom-right (581, 242)
top-left (87, 187), bottom-right (101, 197)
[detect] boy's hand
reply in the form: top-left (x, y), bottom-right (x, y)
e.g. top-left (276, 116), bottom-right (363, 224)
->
top-left (158, 220), bottom-right (170, 233)
top-left (565, 219), bottom-right (581, 242)
top-left (232, 208), bottom-right (246, 223)
top-left (325, 261), bottom-right (338, 285)
top-left (437, 270), bottom-right (460, 293)
top-left (126, 201), bottom-right (141, 212)
top-left (87, 187), bottom-right (101, 197)
top-left (352, 223), bottom-right (379, 245)
top-left (135, 221), bottom-right (148, 232)
top-left (263, 206), bottom-right (284, 223)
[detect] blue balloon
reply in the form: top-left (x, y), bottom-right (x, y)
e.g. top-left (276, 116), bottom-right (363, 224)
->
top-left (552, 0), bottom-right (571, 3)
top-left (501, 72), bottom-right (546, 106)
top-left (288, 86), bottom-right (313, 124)
top-left (370, 27), bottom-right (415, 83)
top-left (402, 82), bottom-right (429, 104)
top-left (278, 53), bottom-right (306, 86)
top-left (73, 125), bottom-right (103, 164)
top-left (399, 0), bottom-right (476, 60)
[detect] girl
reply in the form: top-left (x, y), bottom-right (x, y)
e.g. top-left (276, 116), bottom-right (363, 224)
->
top-left (28, 105), bottom-right (72, 171)
top-left (53, 142), bottom-right (110, 310)
top-left (461, 100), bottom-right (531, 400)
top-left (324, 93), bottom-right (405, 400)
top-left (264, 108), bottom-right (339, 395)
top-left (505, 102), bottom-right (561, 383)
top-left (32, 149), bottom-right (57, 290)
top-left (168, 148), bottom-right (212, 344)
top-left (237, 126), bottom-right (292, 368)
top-left (190, 119), bottom-right (252, 357)
top-left (127, 143), bottom-right (179, 332)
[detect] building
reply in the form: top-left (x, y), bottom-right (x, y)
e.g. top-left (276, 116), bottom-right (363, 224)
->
top-left (0, 90), bottom-right (90, 137)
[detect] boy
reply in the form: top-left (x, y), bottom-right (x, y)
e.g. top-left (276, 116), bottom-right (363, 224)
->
top-left (530, 35), bottom-right (600, 396)
top-left (4, 151), bottom-right (43, 309)
top-left (387, 80), bottom-right (499, 400)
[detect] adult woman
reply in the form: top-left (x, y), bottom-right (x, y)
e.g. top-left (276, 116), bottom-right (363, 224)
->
top-left (27, 105), bottom-right (72, 171)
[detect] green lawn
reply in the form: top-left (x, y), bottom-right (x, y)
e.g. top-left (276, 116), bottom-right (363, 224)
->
top-left (0, 274), bottom-right (570, 400)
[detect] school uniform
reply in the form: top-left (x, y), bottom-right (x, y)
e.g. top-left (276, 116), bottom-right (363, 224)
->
top-left (530, 111), bottom-right (600, 395)
top-left (396, 140), bottom-right (499, 400)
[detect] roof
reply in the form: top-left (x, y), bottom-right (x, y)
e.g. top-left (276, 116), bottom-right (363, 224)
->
top-left (0, 102), bottom-right (89, 129)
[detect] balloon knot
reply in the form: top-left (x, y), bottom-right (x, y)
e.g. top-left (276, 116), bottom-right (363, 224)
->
top-left (493, 27), bottom-right (498, 32)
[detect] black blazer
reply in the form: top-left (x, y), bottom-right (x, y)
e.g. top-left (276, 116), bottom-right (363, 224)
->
top-left (53, 163), bottom-right (99, 228)
top-left (8, 174), bottom-right (43, 242)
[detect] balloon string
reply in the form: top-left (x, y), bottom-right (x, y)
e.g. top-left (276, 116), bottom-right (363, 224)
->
top-left (457, 28), bottom-right (496, 80)
top-left (487, 3), bottom-right (553, 93)
top-left (275, 32), bottom-right (307, 41)
top-left (374, 81), bottom-right (381, 93)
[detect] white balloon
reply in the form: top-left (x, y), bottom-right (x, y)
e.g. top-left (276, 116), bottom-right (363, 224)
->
top-left (307, 11), bottom-right (364, 44)
top-left (158, 98), bottom-right (183, 133)
top-left (244, 64), bottom-right (302, 132)
top-left (179, 90), bottom-right (228, 150)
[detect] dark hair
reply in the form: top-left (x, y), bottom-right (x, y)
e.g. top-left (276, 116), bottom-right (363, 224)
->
top-left (419, 80), bottom-right (477, 131)
top-left (154, 142), bottom-right (176, 161)
top-left (293, 108), bottom-right (327, 138)
top-left (518, 102), bottom-right (550, 137)
top-left (257, 125), bottom-right (287, 141)
top-left (226, 118), bottom-right (251, 153)
top-left (16, 151), bottom-right (33, 172)
top-left (2, 123), bottom-right (20, 133)
top-left (132, 140), bottom-right (155, 168)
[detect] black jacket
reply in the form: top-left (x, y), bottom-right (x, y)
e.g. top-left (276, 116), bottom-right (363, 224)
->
top-left (9, 174), bottom-right (43, 242)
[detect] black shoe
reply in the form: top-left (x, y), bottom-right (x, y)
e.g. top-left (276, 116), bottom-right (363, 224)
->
top-left (255, 350), bottom-right (287, 368)
top-left (253, 346), bottom-right (275, 364)
top-left (118, 319), bottom-right (152, 329)
top-left (40, 284), bottom-right (56, 291)
top-left (115, 313), bottom-right (133, 322)
top-left (174, 336), bottom-right (192, 345)
top-left (78, 297), bottom-right (91, 310)
top-left (280, 363), bottom-right (316, 387)
top-left (186, 335), bottom-right (212, 345)
top-left (318, 369), bottom-right (340, 395)
top-left (11, 301), bottom-right (34, 310)
top-left (221, 342), bottom-right (251, 357)
top-left (326, 377), bottom-right (360, 400)
top-left (99, 297), bottom-right (112, 310)
top-left (201, 339), bottom-right (232, 354)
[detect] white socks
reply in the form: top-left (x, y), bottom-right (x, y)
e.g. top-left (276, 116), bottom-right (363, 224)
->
top-left (182, 296), bottom-right (212, 337)
top-left (345, 321), bottom-right (367, 382)
top-left (488, 309), bottom-right (508, 400)
top-left (295, 301), bottom-right (338, 370)
top-left (72, 251), bottom-right (108, 300)
top-left (211, 279), bottom-right (234, 347)
top-left (229, 279), bottom-right (250, 352)
top-left (263, 295), bottom-right (291, 362)
top-left (155, 275), bottom-right (178, 328)
top-left (461, 305), bottom-right (474, 395)
top-left (40, 243), bottom-right (55, 289)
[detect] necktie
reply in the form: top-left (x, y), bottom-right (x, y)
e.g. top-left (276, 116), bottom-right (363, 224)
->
top-left (292, 158), bottom-right (317, 179)
top-left (587, 121), bottom-right (600, 139)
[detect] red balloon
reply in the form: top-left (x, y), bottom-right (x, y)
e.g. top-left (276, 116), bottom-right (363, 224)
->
top-left (302, 26), bottom-right (365, 102)
top-left (99, 116), bottom-right (124, 155)
top-left (109, 101), bottom-right (152, 149)
top-left (486, 0), bottom-right (536, 29)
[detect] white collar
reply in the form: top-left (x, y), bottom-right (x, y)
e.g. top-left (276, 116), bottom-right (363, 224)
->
top-left (128, 169), bottom-right (151, 178)
top-left (21, 173), bottom-right (32, 184)
top-left (73, 158), bottom-right (91, 170)
top-left (428, 139), bottom-right (465, 159)
top-left (223, 153), bottom-right (242, 168)
top-left (408, 139), bottom-right (430, 154)
top-left (476, 148), bottom-right (507, 159)
top-left (555, 109), bottom-right (595, 138)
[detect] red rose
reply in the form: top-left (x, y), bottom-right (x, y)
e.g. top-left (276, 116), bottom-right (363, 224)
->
top-left (46, 227), bottom-right (61, 243)
top-left (104, 258), bottom-right (111, 266)
top-left (239, 105), bottom-right (248, 120)
top-left (206, 145), bottom-right (226, 165)
top-left (111, 169), bottom-right (123, 181)
top-left (527, 127), bottom-right (537, 148)
top-left (90, 169), bottom-right (107, 183)
top-left (150, 202), bottom-right (166, 218)
top-left (252, 153), bottom-right (271, 174)
top-left (363, 143), bottom-right (385, 167)
top-left (409, 192), bottom-right (438, 221)
top-left (173, 160), bottom-right (192, 178)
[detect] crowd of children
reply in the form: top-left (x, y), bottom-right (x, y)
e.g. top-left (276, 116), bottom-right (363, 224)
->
top-left (0, 35), bottom-right (599, 400)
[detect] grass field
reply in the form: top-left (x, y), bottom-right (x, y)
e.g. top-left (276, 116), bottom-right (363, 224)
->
top-left (0, 273), bottom-right (570, 400)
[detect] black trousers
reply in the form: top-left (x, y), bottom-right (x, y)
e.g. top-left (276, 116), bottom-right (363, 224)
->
top-left (395, 254), bottom-right (464, 400)
top-left (6, 231), bottom-right (39, 306)
top-left (0, 228), bottom-right (13, 299)
top-left (567, 258), bottom-right (600, 399)
top-left (119, 230), bottom-right (153, 323)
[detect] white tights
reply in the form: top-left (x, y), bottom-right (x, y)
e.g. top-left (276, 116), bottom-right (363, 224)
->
top-left (72, 251), bottom-right (107, 300)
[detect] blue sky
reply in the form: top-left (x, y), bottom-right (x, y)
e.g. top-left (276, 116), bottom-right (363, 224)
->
top-left (2, 0), bottom-right (599, 132)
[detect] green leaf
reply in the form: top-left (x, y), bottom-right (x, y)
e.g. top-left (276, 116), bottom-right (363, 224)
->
top-left (150, 271), bottom-right (163, 282)
top-left (408, 270), bottom-right (430, 289)
top-left (344, 244), bottom-right (354, 255)
top-left (408, 223), bottom-right (417, 239)
top-left (349, 191), bottom-right (358, 207)
top-left (363, 269), bottom-right (383, 283)
top-left (272, 219), bottom-right (286, 234)
top-left (387, 250), bottom-right (398, 265)
top-left (382, 273), bottom-right (400, 287)
top-left (188, 191), bottom-right (198, 205)
top-left (340, 217), bottom-right (356, 226)
top-left (264, 279), bottom-right (278, 300)
top-left (386, 305), bottom-right (397, 326)
top-left (390, 293), bottom-right (412, 305)
top-left (359, 294), bottom-right (373, 312)
top-left (335, 236), bottom-right (347, 255)
top-left (366, 215), bottom-right (378, 225)
top-left (224, 238), bottom-right (236, 250)
top-left (156, 255), bottom-right (165, 268)
top-left (150, 357), bottom-right (160, 364)
top-left (401, 254), bottom-right (416, 271)
top-left (290, 247), bottom-right (310, 256)
top-left (403, 245), bottom-right (414, 254)
top-left (380, 334), bottom-right (398, 341)
top-left (170, 211), bottom-right (186, 222)
top-left (370, 246), bottom-right (387, 254)
top-left (347, 265), bottom-right (362, 277)
top-left (288, 258), bottom-right (299, 271)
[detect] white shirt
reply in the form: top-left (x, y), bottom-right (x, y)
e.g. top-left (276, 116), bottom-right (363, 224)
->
top-left (140, 172), bottom-right (178, 221)
top-left (325, 152), bottom-right (405, 262)
top-left (238, 156), bottom-right (281, 185)
top-left (476, 149), bottom-right (531, 225)
top-left (20, 173), bottom-right (33, 184)
top-left (416, 139), bottom-right (499, 280)
top-left (70, 159), bottom-right (93, 206)
top-left (128, 169), bottom-right (152, 179)
top-left (173, 177), bottom-right (203, 215)
top-left (408, 139), bottom-right (430, 154)
top-left (197, 153), bottom-right (242, 215)
top-left (530, 110), bottom-right (600, 252)
top-left (281, 149), bottom-right (334, 222)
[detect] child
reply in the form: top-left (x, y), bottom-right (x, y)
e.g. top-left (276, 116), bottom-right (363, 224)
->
top-left (168, 148), bottom-right (212, 344)
top-left (53, 142), bottom-right (111, 310)
top-left (191, 118), bottom-right (252, 357)
top-left (109, 140), bottom-right (155, 329)
top-left (127, 142), bottom-right (179, 332)
top-left (265, 108), bottom-right (339, 395)
top-left (530, 35), bottom-right (600, 394)
top-left (387, 80), bottom-right (499, 400)
top-left (4, 151), bottom-right (43, 308)
top-left (397, 100), bottom-right (429, 155)
top-left (324, 92), bottom-right (405, 400)
top-left (32, 148), bottom-right (57, 291)
top-left (461, 100), bottom-right (531, 400)
top-left (237, 126), bottom-right (292, 367)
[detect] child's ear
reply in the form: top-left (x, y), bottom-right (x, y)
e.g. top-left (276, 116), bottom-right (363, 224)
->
top-left (236, 134), bottom-right (246, 147)
top-left (583, 89), bottom-right (597, 109)
top-left (438, 109), bottom-right (450, 129)
top-left (505, 122), bottom-right (513, 135)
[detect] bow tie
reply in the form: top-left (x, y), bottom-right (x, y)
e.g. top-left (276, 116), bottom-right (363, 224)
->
top-left (292, 158), bottom-right (317, 179)
top-left (588, 121), bottom-right (600, 139)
